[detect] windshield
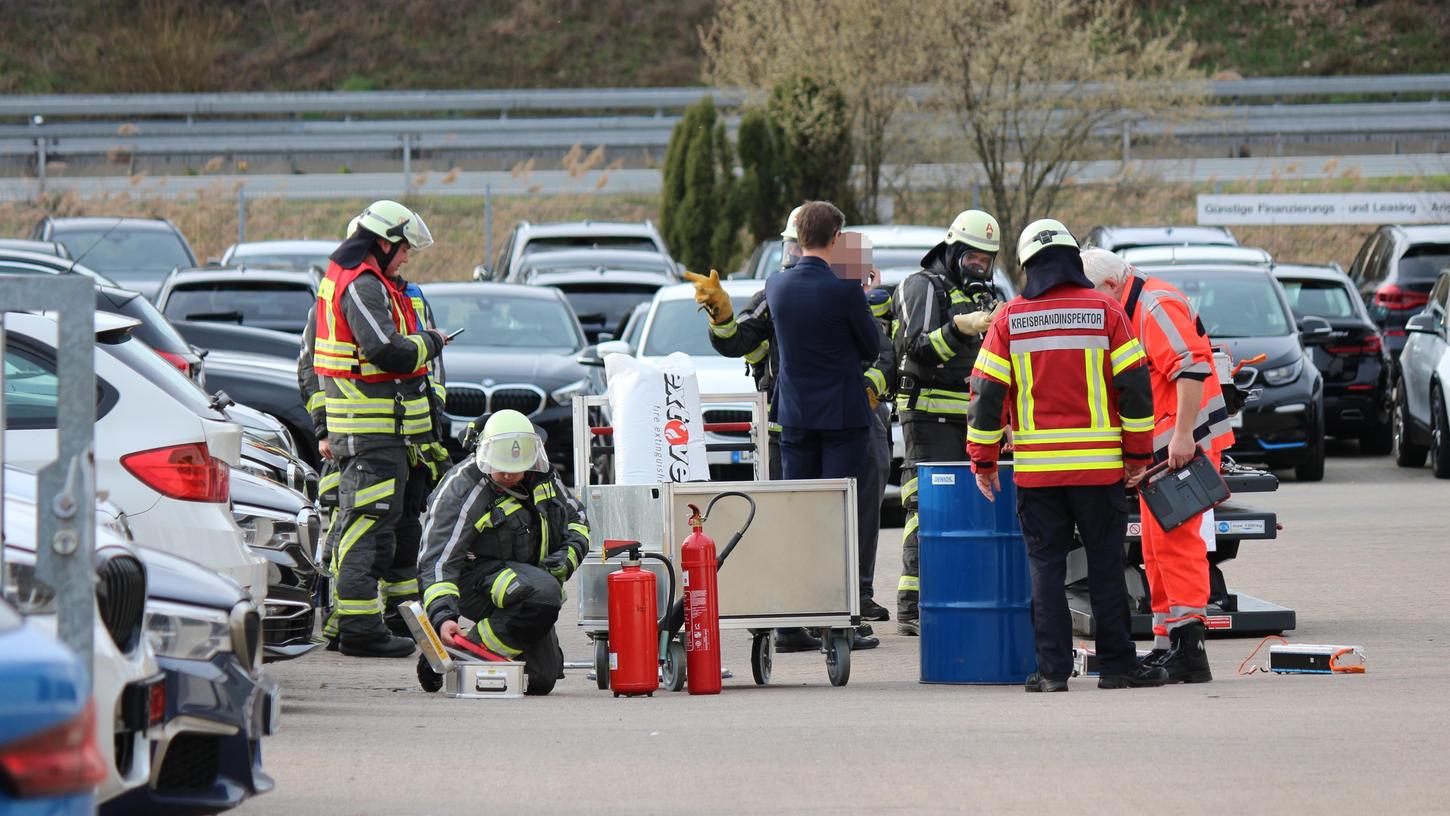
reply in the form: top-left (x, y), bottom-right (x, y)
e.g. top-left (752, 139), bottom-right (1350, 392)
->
top-left (104, 290), bottom-right (192, 354)
top-left (426, 293), bottom-right (584, 351)
top-left (233, 252), bottom-right (331, 271)
top-left (519, 256), bottom-right (672, 276)
top-left (642, 296), bottom-right (755, 356)
top-left (1398, 244), bottom-right (1450, 284)
top-left (522, 236), bottom-right (659, 255)
top-left (54, 228), bottom-right (192, 277)
top-left (1154, 271), bottom-right (1292, 338)
top-left (162, 282), bottom-right (315, 333)
top-left (1279, 278), bottom-right (1358, 320)
top-left (556, 285), bottom-right (662, 337)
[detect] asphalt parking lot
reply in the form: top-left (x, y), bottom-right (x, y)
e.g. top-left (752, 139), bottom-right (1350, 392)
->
top-left (240, 451), bottom-right (1449, 815)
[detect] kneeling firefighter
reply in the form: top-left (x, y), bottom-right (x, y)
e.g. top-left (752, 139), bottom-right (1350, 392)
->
top-left (416, 410), bottom-right (590, 696)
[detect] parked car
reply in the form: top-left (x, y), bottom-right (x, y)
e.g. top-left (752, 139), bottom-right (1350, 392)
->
top-left (1393, 269), bottom-right (1450, 477)
top-left (156, 267), bottom-right (319, 335)
top-left (3, 473), bottom-right (162, 805)
top-left (0, 237), bottom-right (72, 258)
top-left (516, 248), bottom-right (678, 342)
top-left (0, 246), bottom-right (117, 286)
top-left (1145, 264), bottom-right (1328, 480)
top-left (0, 595), bottom-right (104, 816)
top-left (737, 238), bottom-right (783, 280)
top-left (219, 239), bottom-right (337, 272)
top-left (106, 547), bottom-right (276, 816)
top-left (3, 312), bottom-right (267, 603)
top-left (96, 284), bottom-right (206, 386)
top-left (30, 217), bottom-right (197, 300)
top-left (1085, 225), bottom-right (1238, 253)
top-left (1118, 245), bottom-right (1273, 268)
top-left (172, 319), bottom-right (303, 361)
top-left (1347, 224), bottom-right (1450, 363)
top-left (230, 468), bottom-right (322, 660)
top-left (201, 347), bottom-right (319, 467)
top-left (421, 282), bottom-right (594, 476)
top-left (1273, 263), bottom-right (1394, 454)
top-left (476, 220), bottom-right (669, 282)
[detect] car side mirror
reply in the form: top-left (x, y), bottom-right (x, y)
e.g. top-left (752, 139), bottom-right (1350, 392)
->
top-left (1298, 315), bottom-right (1333, 345)
top-left (472, 264), bottom-right (490, 281)
top-left (597, 332), bottom-right (615, 342)
top-left (576, 345), bottom-right (603, 367)
top-left (1405, 312), bottom-right (1438, 335)
top-left (597, 340), bottom-right (632, 358)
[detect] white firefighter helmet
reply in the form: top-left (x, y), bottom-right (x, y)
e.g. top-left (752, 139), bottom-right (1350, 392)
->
top-left (474, 410), bottom-right (548, 474)
top-left (343, 216), bottom-right (361, 239)
top-left (780, 204), bottom-right (807, 241)
top-left (945, 209), bottom-right (1000, 253)
top-left (1017, 218), bottom-right (1078, 265)
top-left (355, 200), bottom-right (434, 250)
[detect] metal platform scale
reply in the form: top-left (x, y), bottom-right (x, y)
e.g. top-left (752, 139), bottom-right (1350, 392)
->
top-left (1066, 461), bottom-right (1297, 638)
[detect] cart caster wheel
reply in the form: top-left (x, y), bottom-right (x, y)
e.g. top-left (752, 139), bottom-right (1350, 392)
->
top-left (662, 640), bottom-right (687, 692)
top-left (751, 632), bottom-right (773, 685)
top-left (594, 638), bottom-right (610, 691)
top-left (826, 630), bottom-right (851, 687)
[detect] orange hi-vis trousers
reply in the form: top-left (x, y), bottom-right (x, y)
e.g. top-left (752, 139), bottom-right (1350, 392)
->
top-left (1139, 449), bottom-right (1220, 647)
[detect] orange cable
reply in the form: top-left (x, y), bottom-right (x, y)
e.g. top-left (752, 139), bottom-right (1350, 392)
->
top-left (1236, 634), bottom-right (1288, 676)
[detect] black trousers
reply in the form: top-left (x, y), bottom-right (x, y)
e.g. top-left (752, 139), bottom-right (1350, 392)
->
top-left (780, 425), bottom-right (868, 482)
top-left (1016, 482), bottom-right (1136, 681)
top-left (857, 404), bottom-right (890, 601)
top-left (897, 419), bottom-right (966, 620)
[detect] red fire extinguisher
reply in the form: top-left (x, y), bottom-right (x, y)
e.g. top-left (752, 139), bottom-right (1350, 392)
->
top-left (604, 540), bottom-right (674, 698)
top-left (681, 505), bottom-right (721, 695)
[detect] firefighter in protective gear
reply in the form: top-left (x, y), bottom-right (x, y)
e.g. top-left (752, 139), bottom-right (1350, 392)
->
top-left (415, 411), bottom-right (588, 696)
top-left (300, 214), bottom-right (452, 649)
top-left (891, 208), bottom-right (1003, 634)
top-left (966, 219), bottom-right (1166, 691)
top-left (1083, 248), bottom-right (1234, 683)
top-left (682, 209), bottom-right (895, 649)
top-left (310, 199), bottom-right (448, 659)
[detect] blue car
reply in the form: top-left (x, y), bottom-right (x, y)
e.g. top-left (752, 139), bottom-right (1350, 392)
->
top-left (0, 597), bottom-right (106, 815)
top-left (103, 549), bottom-right (278, 816)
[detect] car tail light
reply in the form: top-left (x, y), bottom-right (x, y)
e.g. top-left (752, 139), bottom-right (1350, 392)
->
top-left (0, 700), bottom-right (107, 798)
top-left (1327, 334), bottom-right (1383, 355)
top-left (154, 349), bottom-right (194, 379)
top-left (1373, 284), bottom-right (1429, 311)
top-left (121, 442), bottom-right (230, 503)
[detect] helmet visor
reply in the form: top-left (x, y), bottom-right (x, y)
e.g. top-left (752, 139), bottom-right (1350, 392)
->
top-left (781, 239), bottom-right (803, 270)
top-left (388, 211), bottom-right (434, 250)
top-left (475, 431), bottom-right (548, 474)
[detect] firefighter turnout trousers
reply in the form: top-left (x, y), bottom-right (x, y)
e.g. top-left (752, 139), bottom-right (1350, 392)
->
top-left (333, 444), bottom-right (411, 640)
top-left (1018, 483), bottom-right (1137, 681)
top-left (1141, 449), bottom-right (1220, 645)
top-left (897, 418), bottom-right (966, 622)
top-left (858, 403), bottom-right (890, 603)
top-left (379, 462), bottom-right (434, 631)
top-left (457, 559), bottom-right (565, 666)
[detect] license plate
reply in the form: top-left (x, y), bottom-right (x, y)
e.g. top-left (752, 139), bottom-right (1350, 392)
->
top-left (1229, 413), bottom-right (1244, 429)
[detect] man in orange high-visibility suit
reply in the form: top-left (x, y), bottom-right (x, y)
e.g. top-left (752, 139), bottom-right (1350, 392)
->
top-left (967, 220), bottom-right (1167, 693)
top-left (1082, 248), bottom-right (1235, 684)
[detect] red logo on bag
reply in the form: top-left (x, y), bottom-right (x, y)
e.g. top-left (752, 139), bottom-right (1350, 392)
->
top-left (663, 419), bottom-right (689, 446)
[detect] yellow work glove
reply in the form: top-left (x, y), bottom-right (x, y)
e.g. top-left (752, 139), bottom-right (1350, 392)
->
top-left (951, 303), bottom-right (1004, 336)
top-left (682, 269), bottom-right (733, 325)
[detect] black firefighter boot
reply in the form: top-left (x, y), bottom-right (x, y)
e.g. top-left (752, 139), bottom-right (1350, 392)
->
top-left (339, 633), bottom-right (416, 659)
top-left (1161, 620), bottom-right (1213, 683)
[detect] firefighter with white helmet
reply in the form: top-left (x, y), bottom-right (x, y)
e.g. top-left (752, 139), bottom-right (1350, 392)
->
top-left (891, 209), bottom-right (1004, 634)
top-left (415, 410), bottom-right (590, 695)
top-left (306, 199), bottom-right (450, 659)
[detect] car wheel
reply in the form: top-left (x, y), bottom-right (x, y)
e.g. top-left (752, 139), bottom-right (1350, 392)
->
top-left (1393, 379), bottom-right (1429, 468)
top-left (1294, 403), bottom-right (1326, 482)
top-left (1431, 386), bottom-right (1450, 479)
top-left (1358, 416), bottom-right (1394, 456)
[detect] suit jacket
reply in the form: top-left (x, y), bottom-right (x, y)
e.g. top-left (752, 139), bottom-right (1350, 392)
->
top-left (764, 256), bottom-right (879, 430)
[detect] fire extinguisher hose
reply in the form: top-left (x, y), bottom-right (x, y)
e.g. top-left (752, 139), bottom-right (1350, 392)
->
top-left (663, 491), bottom-right (758, 640)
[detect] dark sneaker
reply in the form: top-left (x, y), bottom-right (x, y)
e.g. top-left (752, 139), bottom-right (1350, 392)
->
top-left (897, 619), bottom-right (920, 637)
top-left (774, 627), bottom-right (822, 653)
top-left (857, 624), bottom-right (874, 637)
top-left (1099, 664), bottom-right (1169, 689)
top-left (851, 630), bottom-right (880, 650)
top-left (1025, 672), bottom-right (1069, 692)
top-left (339, 634), bottom-right (415, 658)
top-left (1139, 647), bottom-right (1170, 667)
top-left (860, 598), bottom-right (891, 621)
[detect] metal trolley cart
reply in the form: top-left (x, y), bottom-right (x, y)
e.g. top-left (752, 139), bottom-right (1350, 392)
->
top-left (1067, 459), bottom-right (1295, 638)
top-left (570, 394), bottom-right (862, 688)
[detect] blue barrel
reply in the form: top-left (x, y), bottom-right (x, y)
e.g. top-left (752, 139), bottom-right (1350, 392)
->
top-left (918, 462), bottom-right (1036, 684)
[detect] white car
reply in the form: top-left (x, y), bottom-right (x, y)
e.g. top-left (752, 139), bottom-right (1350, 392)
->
top-left (1394, 269), bottom-right (1450, 477)
top-left (3, 478), bottom-right (162, 803)
top-left (3, 312), bottom-right (266, 603)
top-left (218, 239), bottom-right (338, 272)
top-left (477, 220), bottom-right (669, 282)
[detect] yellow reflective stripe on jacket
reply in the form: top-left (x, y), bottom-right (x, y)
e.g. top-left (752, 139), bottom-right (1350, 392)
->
top-left (928, 326), bottom-right (956, 362)
top-left (539, 516), bottom-right (550, 564)
top-left (566, 547), bottom-right (580, 570)
top-left (305, 391), bottom-right (325, 412)
top-left (567, 521), bottom-right (589, 539)
top-left (1013, 448), bottom-right (1123, 472)
top-left (744, 340), bottom-right (770, 365)
top-left (408, 334), bottom-right (428, 372)
top-left (474, 497), bottom-right (525, 531)
top-left (967, 425), bottom-right (1005, 445)
top-left (1013, 427), bottom-right (1122, 444)
top-left (710, 319), bottom-right (738, 339)
top-left (335, 596), bottom-right (383, 615)
top-left (1084, 348), bottom-right (1109, 429)
top-left (1121, 414), bottom-right (1155, 433)
top-left (896, 388), bottom-right (969, 416)
top-left (1012, 352), bottom-right (1037, 431)
top-left (948, 289), bottom-right (970, 306)
top-left (380, 578), bottom-right (418, 597)
top-left (1110, 338), bottom-right (1146, 376)
top-left (532, 482), bottom-right (557, 503)
top-left (898, 575), bottom-right (920, 592)
top-left (973, 349), bottom-right (1011, 384)
top-left (490, 568), bottom-right (518, 607)
top-left (422, 581), bottom-right (459, 608)
top-left (864, 367), bottom-right (886, 396)
top-left (353, 478), bottom-right (396, 506)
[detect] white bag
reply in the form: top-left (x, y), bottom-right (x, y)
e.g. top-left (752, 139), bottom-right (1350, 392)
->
top-left (604, 352), bottom-right (710, 484)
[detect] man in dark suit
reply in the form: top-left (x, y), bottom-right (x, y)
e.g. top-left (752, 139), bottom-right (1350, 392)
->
top-left (765, 201), bottom-right (881, 483)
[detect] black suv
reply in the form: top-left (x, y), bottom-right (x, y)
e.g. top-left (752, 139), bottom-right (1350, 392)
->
top-left (1347, 224), bottom-right (1450, 364)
